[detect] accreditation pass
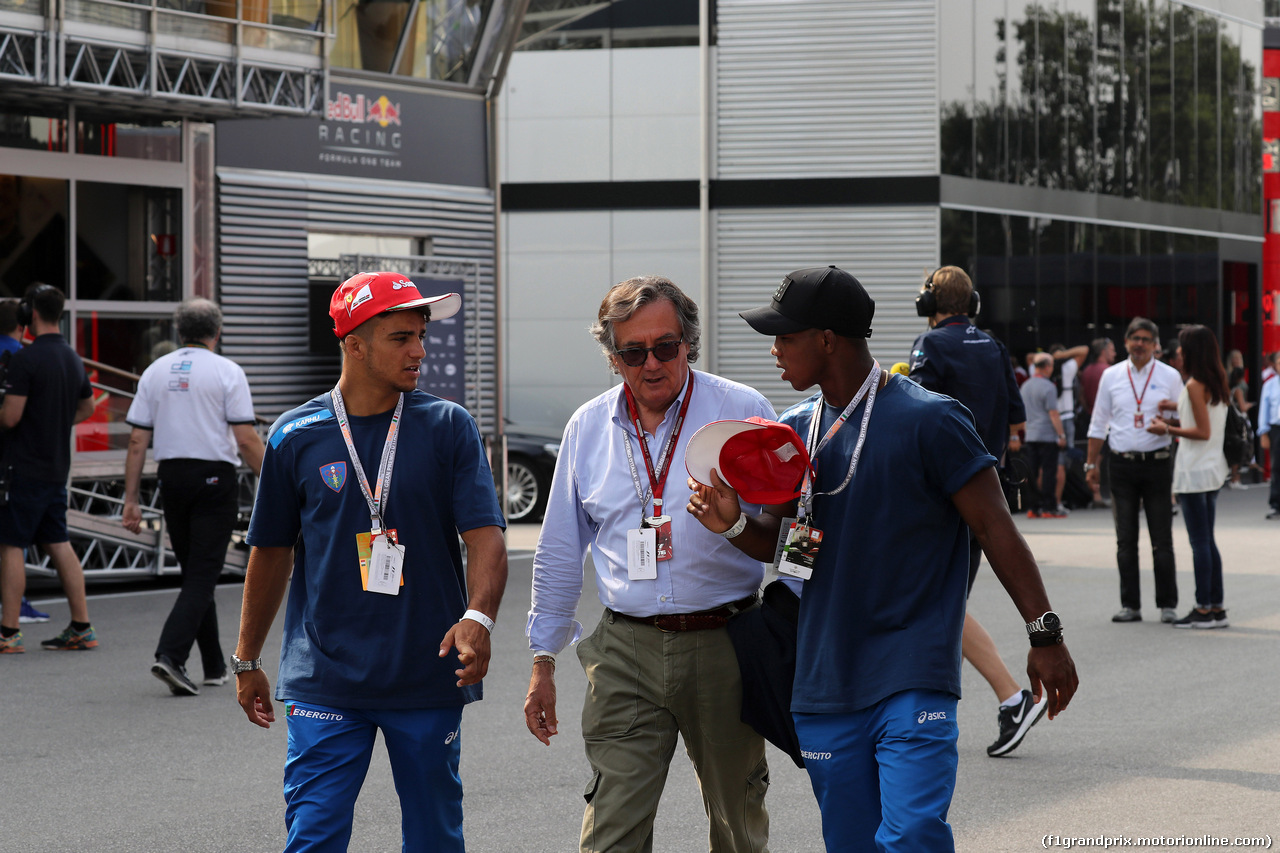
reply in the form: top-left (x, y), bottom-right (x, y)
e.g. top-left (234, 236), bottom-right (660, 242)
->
top-left (627, 527), bottom-right (658, 580)
top-left (367, 532), bottom-right (405, 595)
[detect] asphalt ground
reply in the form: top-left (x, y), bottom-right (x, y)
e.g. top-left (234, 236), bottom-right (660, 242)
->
top-left (4, 484), bottom-right (1279, 852)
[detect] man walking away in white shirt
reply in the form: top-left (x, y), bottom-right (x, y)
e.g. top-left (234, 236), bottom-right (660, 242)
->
top-left (1085, 317), bottom-right (1184, 623)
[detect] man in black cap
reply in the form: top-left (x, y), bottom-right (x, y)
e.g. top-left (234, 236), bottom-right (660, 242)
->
top-left (686, 265), bottom-right (1077, 852)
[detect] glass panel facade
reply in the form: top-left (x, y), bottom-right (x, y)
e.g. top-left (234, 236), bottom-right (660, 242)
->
top-left (941, 0), bottom-right (1262, 212)
top-left (0, 107), bottom-right (70, 153)
top-left (76, 115), bottom-right (183, 162)
top-left (948, 211), bottom-right (1223, 359)
top-left (75, 314), bottom-right (176, 451)
top-left (0, 176), bottom-right (68, 298)
top-left (330, 0), bottom-right (496, 82)
top-left (75, 183), bottom-right (182, 302)
top-left (973, 0), bottom-right (1008, 182)
top-left (515, 0), bottom-right (696, 51)
top-left (940, 0), bottom-right (975, 177)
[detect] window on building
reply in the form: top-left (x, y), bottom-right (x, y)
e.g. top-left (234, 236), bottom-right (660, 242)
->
top-left (74, 183), bottom-right (182, 303)
top-left (0, 175), bottom-right (68, 298)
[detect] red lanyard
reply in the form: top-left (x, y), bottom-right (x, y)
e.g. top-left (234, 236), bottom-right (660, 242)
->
top-left (1127, 362), bottom-right (1154, 410)
top-left (622, 372), bottom-right (694, 510)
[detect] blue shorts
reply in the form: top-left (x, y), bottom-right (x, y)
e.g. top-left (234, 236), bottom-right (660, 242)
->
top-left (794, 689), bottom-right (959, 853)
top-left (0, 477), bottom-right (69, 548)
top-left (283, 701), bottom-right (465, 853)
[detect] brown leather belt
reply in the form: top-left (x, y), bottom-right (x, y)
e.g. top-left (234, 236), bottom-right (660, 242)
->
top-left (611, 593), bottom-right (758, 633)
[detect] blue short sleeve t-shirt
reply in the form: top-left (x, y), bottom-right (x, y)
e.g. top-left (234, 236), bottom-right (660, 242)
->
top-left (909, 317), bottom-right (1025, 457)
top-left (781, 374), bottom-right (996, 714)
top-left (246, 390), bottom-right (505, 710)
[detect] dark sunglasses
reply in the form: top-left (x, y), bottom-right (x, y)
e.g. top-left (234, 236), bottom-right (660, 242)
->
top-left (614, 338), bottom-right (684, 367)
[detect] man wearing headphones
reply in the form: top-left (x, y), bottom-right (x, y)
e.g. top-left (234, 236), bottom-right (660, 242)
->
top-left (908, 266), bottom-right (1049, 757)
top-left (0, 284), bottom-right (97, 654)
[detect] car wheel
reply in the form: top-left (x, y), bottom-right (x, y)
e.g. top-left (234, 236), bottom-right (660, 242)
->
top-left (504, 456), bottom-right (547, 523)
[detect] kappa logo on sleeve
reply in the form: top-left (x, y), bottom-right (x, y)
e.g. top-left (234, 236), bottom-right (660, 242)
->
top-left (320, 462), bottom-right (347, 493)
top-left (270, 408), bottom-right (335, 448)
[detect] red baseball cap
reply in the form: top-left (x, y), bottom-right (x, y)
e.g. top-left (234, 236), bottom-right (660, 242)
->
top-left (329, 271), bottom-right (462, 339)
top-left (685, 417), bottom-right (812, 505)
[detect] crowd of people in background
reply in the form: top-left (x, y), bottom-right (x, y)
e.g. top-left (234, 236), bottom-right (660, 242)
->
top-left (2, 268), bottom-right (1273, 853)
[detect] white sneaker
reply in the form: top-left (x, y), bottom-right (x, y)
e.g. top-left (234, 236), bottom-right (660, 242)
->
top-left (1228, 481), bottom-right (1247, 491)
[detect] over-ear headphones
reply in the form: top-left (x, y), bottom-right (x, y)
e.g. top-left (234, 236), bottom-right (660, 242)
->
top-left (17, 284), bottom-right (57, 328)
top-left (915, 269), bottom-right (980, 318)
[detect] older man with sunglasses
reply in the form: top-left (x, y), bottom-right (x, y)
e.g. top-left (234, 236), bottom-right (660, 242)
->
top-left (524, 276), bottom-right (776, 853)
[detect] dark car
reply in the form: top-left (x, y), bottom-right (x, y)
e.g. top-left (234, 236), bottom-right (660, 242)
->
top-left (499, 429), bottom-right (561, 523)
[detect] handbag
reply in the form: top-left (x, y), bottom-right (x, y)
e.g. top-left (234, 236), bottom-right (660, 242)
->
top-left (1223, 404), bottom-right (1254, 468)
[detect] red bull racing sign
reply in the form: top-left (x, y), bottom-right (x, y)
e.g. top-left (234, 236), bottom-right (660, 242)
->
top-left (320, 90), bottom-right (405, 169)
top-left (217, 82), bottom-right (488, 186)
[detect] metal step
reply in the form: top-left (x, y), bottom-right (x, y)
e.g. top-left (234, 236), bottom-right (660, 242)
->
top-left (22, 463), bottom-right (255, 581)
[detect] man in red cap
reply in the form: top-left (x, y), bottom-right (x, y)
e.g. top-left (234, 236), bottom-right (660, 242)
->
top-left (688, 265), bottom-right (1078, 853)
top-left (233, 271), bottom-right (507, 852)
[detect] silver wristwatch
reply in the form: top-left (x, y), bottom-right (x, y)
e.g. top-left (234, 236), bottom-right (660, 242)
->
top-left (230, 654), bottom-right (263, 674)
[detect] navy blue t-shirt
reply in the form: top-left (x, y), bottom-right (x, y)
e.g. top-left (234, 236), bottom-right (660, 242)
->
top-left (781, 375), bottom-right (996, 714)
top-left (246, 390), bottom-right (505, 710)
top-left (3, 334), bottom-right (92, 482)
top-left (909, 316), bottom-right (1025, 457)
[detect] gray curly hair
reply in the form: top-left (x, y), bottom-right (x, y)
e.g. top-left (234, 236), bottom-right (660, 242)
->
top-left (589, 276), bottom-right (701, 374)
top-left (174, 298), bottom-right (223, 343)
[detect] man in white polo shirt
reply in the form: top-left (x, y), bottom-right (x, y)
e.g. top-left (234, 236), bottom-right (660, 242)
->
top-left (1085, 318), bottom-right (1184, 624)
top-left (122, 298), bottom-right (265, 695)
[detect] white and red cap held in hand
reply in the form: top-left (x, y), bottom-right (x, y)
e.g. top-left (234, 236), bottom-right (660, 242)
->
top-left (329, 271), bottom-right (461, 339)
top-left (685, 417), bottom-right (812, 505)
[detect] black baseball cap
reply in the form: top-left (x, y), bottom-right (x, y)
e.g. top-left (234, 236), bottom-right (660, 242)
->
top-left (740, 266), bottom-right (874, 338)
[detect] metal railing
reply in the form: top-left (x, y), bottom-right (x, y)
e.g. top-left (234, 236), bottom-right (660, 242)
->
top-left (21, 354), bottom-right (263, 579)
top-left (0, 0), bottom-right (325, 115)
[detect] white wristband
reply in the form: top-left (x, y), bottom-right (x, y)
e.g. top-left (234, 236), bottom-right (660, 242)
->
top-left (461, 609), bottom-right (494, 633)
top-left (722, 513), bottom-right (748, 539)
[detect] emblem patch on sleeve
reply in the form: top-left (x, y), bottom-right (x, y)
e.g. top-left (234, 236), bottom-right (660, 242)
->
top-left (320, 462), bottom-right (347, 493)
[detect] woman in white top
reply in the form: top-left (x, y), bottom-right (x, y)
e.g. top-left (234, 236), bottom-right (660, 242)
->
top-left (1147, 326), bottom-right (1230, 629)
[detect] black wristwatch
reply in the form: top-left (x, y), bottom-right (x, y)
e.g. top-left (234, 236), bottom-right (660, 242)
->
top-left (1026, 611), bottom-right (1063, 647)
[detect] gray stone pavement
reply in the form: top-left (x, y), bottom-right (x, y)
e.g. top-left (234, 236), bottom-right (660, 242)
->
top-left (3, 485), bottom-right (1278, 852)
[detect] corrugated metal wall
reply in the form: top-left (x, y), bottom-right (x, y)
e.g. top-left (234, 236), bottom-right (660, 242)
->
top-left (715, 0), bottom-right (938, 178)
top-left (217, 168), bottom-right (498, 429)
top-left (713, 206), bottom-right (939, 413)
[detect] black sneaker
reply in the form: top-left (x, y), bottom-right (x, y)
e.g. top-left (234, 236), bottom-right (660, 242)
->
top-left (1211, 609), bottom-right (1229, 628)
top-left (152, 656), bottom-right (199, 696)
top-left (1172, 608), bottom-right (1213, 629)
top-left (987, 689), bottom-right (1048, 757)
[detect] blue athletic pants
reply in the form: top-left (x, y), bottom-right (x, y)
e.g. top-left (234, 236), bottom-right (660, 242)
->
top-left (282, 702), bottom-right (465, 853)
top-left (794, 689), bottom-right (958, 853)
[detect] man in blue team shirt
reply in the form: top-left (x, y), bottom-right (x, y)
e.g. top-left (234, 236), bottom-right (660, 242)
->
top-left (234, 271), bottom-right (508, 852)
top-left (687, 266), bottom-right (1078, 852)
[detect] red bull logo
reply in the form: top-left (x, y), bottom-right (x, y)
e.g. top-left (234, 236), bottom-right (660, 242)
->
top-left (366, 95), bottom-right (402, 128)
top-left (325, 92), bottom-right (402, 127)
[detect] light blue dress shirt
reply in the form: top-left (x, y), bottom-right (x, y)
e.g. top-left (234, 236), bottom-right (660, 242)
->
top-left (527, 369), bottom-right (776, 655)
top-left (1259, 375), bottom-right (1280, 437)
